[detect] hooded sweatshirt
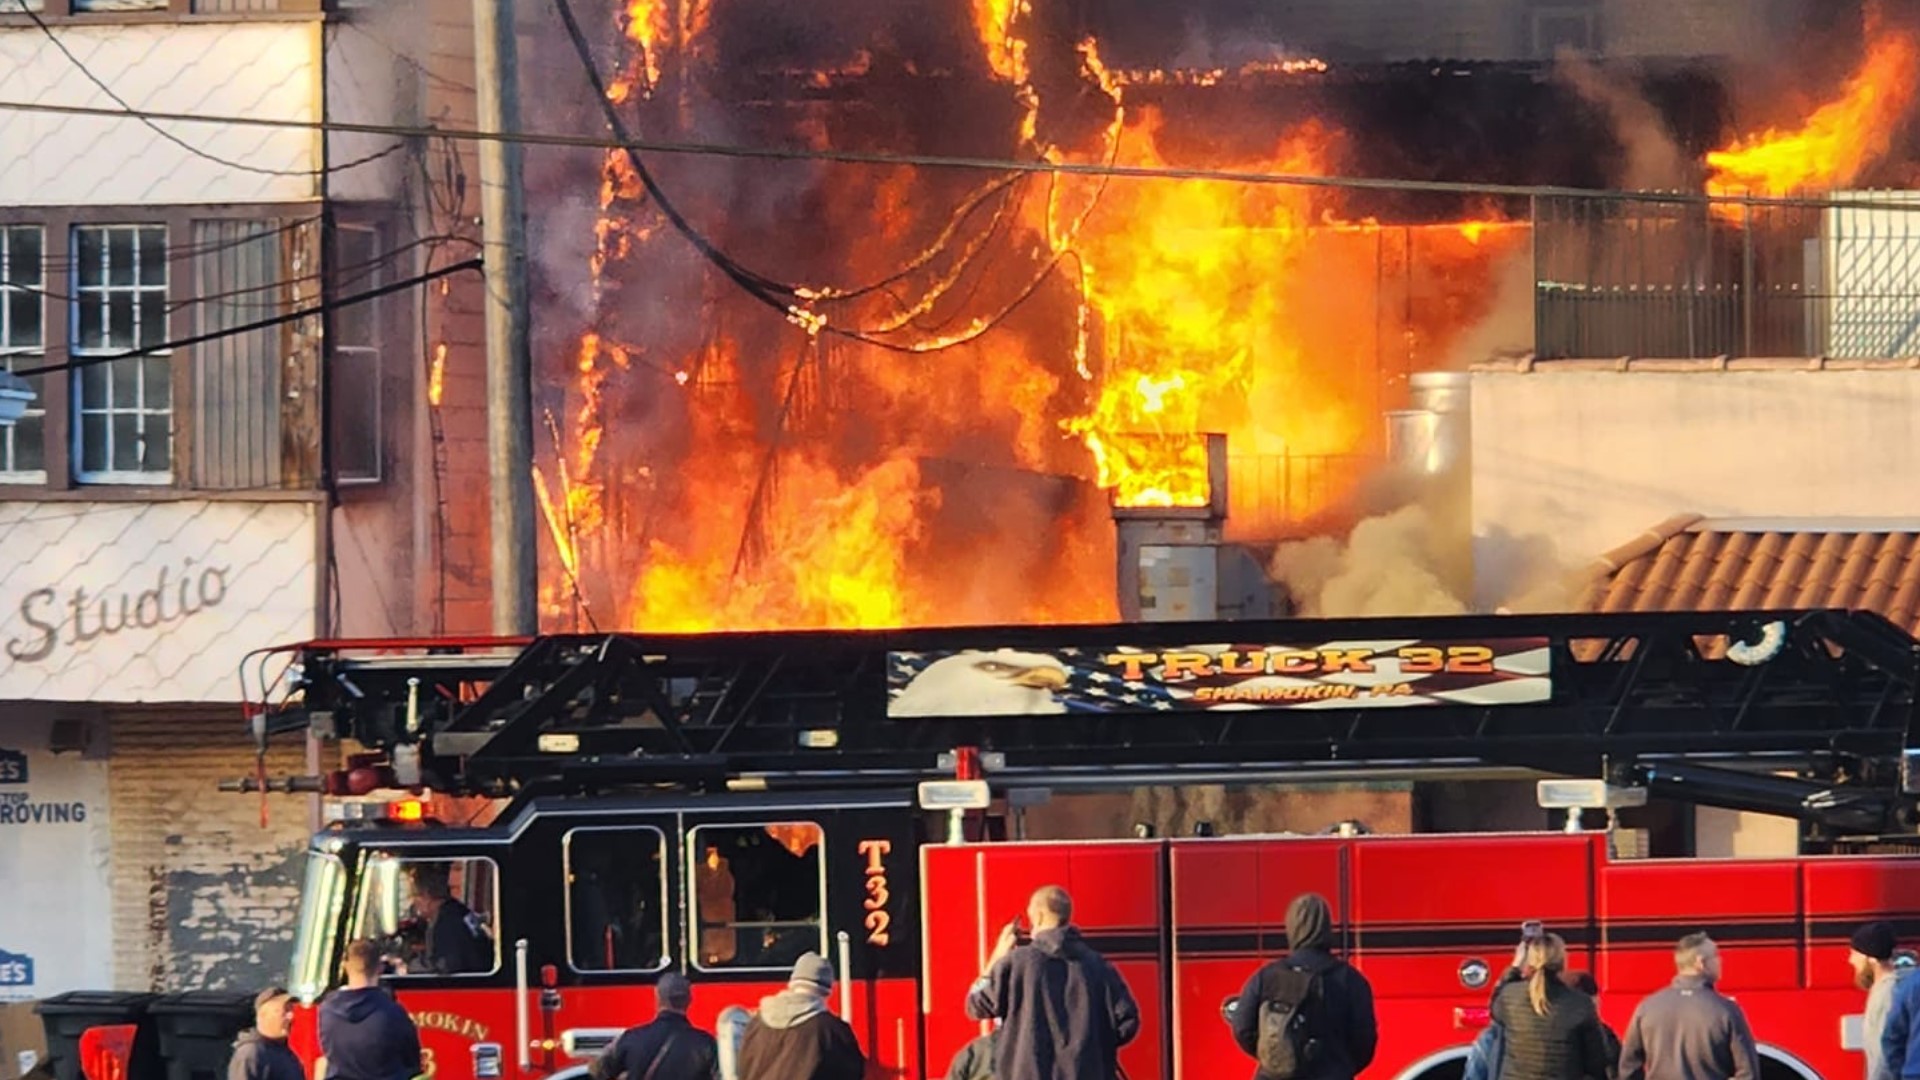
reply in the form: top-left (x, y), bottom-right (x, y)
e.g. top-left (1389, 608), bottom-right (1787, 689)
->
top-left (228, 1030), bottom-right (306, 1080)
top-left (735, 986), bottom-right (864, 1080)
top-left (965, 926), bottom-right (1142, 1080)
top-left (1229, 894), bottom-right (1379, 1080)
top-left (317, 987), bottom-right (423, 1080)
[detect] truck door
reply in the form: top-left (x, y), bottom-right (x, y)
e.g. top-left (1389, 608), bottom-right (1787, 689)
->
top-left (1168, 837), bottom-right (1345, 1080)
top-left (679, 801), bottom-right (920, 1080)
top-left (922, 840), bottom-right (1169, 1080)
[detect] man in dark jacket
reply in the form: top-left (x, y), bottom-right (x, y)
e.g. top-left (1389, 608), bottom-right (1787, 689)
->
top-left (735, 953), bottom-right (865, 1080)
top-left (229, 987), bottom-right (305, 1080)
top-left (405, 867), bottom-right (491, 975)
top-left (965, 884), bottom-right (1142, 1080)
top-left (1618, 934), bottom-right (1760, 1080)
top-left (590, 974), bottom-right (719, 1080)
top-left (946, 1030), bottom-right (998, 1080)
top-left (319, 940), bottom-right (424, 1080)
top-left (1879, 935), bottom-right (1920, 1080)
top-left (1230, 893), bottom-right (1378, 1080)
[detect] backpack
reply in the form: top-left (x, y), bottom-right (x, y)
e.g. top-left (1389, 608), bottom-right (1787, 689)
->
top-left (1256, 960), bottom-right (1328, 1080)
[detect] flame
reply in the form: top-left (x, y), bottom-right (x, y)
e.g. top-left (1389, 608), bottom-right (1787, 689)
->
top-left (427, 343), bottom-right (446, 408)
top-left (532, 2), bottom-right (1524, 633)
top-left (1706, 25), bottom-right (1920, 214)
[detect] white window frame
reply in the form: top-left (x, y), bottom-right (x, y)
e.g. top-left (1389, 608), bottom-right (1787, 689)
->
top-left (562, 825), bottom-right (671, 974)
top-left (70, 223), bottom-right (172, 485)
top-left (330, 222), bottom-right (384, 485)
top-left (0, 225), bottom-right (46, 483)
top-left (686, 821), bottom-right (828, 974)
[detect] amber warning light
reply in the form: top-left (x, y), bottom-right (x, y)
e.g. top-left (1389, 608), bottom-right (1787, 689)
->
top-left (322, 797), bottom-right (429, 824)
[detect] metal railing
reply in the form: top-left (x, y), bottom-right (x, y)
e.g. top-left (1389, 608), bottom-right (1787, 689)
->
top-left (1533, 190), bottom-right (1920, 360)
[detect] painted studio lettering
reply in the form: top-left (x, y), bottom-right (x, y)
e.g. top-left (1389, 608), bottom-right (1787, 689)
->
top-left (6, 561), bottom-right (231, 665)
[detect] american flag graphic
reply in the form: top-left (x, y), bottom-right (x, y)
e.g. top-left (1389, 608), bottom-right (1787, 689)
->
top-left (886, 638), bottom-right (1552, 717)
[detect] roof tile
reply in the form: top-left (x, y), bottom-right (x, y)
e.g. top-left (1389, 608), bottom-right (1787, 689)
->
top-left (1576, 520), bottom-right (1920, 638)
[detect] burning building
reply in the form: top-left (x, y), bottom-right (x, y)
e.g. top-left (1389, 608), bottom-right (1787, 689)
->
top-left (323, 0), bottom-right (1920, 641)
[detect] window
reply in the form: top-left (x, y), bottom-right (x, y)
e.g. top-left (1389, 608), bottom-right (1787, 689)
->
top-left (288, 850), bottom-right (347, 1004)
top-left (0, 226), bottom-right (45, 481)
top-left (689, 822), bottom-right (825, 971)
top-left (71, 224), bottom-right (171, 482)
top-left (565, 827), bottom-right (668, 972)
top-left (329, 224), bottom-right (383, 483)
top-left (71, 0), bottom-right (168, 11)
top-left (1532, 7), bottom-right (1599, 58)
top-left (351, 853), bottom-right (500, 977)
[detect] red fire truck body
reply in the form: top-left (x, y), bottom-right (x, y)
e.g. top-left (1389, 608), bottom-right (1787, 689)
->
top-left (203, 610), bottom-right (1920, 1080)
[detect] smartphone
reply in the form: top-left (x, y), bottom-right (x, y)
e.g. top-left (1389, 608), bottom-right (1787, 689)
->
top-left (1521, 919), bottom-right (1544, 940)
top-left (1013, 915), bottom-right (1032, 943)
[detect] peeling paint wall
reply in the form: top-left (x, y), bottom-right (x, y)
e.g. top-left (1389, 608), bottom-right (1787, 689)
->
top-left (108, 709), bottom-right (311, 992)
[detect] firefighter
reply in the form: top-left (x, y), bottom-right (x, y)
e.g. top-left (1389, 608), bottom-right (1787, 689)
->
top-left (318, 939), bottom-right (424, 1080)
top-left (1851, 922), bottom-right (1907, 1080)
top-left (734, 953), bottom-right (865, 1080)
top-left (404, 865), bottom-right (490, 975)
top-left (1618, 934), bottom-right (1760, 1080)
top-left (1229, 893), bottom-right (1378, 1080)
top-left (588, 974), bottom-right (719, 1080)
top-left (228, 987), bottom-right (305, 1080)
top-left (1488, 932), bottom-right (1610, 1080)
top-left (966, 884), bottom-right (1141, 1080)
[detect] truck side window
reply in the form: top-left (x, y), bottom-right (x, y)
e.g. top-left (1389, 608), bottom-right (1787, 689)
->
top-left (352, 854), bottom-right (500, 977)
top-left (565, 827), bottom-right (668, 972)
top-left (689, 822), bottom-right (825, 972)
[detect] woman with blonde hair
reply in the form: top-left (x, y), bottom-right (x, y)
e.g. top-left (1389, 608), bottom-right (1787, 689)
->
top-left (1489, 932), bottom-right (1613, 1080)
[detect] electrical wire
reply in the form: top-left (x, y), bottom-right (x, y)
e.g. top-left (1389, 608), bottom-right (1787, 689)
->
top-left (19, 3), bottom-right (404, 179)
top-left (10, 257), bottom-right (484, 379)
top-left (0, 96), bottom-right (1906, 212)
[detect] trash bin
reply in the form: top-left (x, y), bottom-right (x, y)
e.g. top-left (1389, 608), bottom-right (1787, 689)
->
top-left (148, 991), bottom-right (256, 1080)
top-left (33, 991), bottom-right (159, 1080)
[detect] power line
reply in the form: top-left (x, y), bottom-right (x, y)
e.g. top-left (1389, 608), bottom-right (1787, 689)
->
top-left (0, 97), bottom-right (1903, 212)
top-left (17, 4), bottom-right (403, 179)
top-left (11, 257), bottom-right (484, 379)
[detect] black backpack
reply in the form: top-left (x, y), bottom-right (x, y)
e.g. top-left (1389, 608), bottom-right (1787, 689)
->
top-left (1256, 959), bottom-right (1328, 1080)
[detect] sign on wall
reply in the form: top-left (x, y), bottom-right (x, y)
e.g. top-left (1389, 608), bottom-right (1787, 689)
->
top-left (887, 638), bottom-right (1552, 717)
top-left (0, 501), bottom-right (317, 702)
top-left (0, 716), bottom-right (111, 1001)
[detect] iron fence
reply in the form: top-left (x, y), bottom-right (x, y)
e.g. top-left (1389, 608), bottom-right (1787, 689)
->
top-left (1533, 190), bottom-right (1920, 360)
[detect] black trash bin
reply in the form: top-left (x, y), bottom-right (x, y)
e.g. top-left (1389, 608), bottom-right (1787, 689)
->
top-left (148, 991), bottom-right (258, 1080)
top-left (34, 991), bottom-right (160, 1080)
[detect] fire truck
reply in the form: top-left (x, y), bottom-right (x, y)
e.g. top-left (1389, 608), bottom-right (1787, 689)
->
top-left (177, 609), bottom-right (1920, 1080)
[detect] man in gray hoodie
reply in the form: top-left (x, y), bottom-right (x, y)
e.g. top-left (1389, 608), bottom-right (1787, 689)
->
top-left (735, 953), bottom-right (864, 1080)
top-left (228, 987), bottom-right (305, 1080)
top-left (1618, 934), bottom-right (1760, 1080)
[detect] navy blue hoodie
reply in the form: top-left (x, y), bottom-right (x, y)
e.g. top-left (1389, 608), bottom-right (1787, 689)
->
top-left (317, 987), bottom-right (422, 1080)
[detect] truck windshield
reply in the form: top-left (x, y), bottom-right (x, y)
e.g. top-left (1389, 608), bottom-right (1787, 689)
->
top-left (289, 850), bottom-right (347, 1003)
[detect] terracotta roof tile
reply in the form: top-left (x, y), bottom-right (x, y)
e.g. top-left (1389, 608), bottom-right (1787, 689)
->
top-left (1575, 520), bottom-right (1920, 638)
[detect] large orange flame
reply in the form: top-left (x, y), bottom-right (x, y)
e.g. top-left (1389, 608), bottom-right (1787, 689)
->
top-left (1706, 25), bottom-right (1920, 214)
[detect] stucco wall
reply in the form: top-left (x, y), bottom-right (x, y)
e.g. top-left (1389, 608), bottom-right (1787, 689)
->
top-left (1470, 366), bottom-right (1920, 587)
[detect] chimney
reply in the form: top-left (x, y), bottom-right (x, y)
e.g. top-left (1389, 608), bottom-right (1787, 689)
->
top-left (1112, 434), bottom-right (1276, 622)
top-left (1386, 371), bottom-right (1472, 477)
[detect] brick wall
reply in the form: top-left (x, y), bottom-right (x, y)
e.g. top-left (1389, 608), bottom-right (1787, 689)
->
top-left (107, 709), bottom-right (312, 992)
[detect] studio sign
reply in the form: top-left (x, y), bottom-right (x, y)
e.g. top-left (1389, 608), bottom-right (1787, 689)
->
top-left (6, 559), bottom-right (232, 665)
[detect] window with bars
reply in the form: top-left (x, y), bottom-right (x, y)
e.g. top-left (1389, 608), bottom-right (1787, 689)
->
top-left (71, 224), bottom-right (171, 483)
top-left (0, 226), bottom-right (47, 481)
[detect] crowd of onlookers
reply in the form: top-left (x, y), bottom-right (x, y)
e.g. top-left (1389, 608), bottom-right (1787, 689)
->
top-left (220, 891), bottom-right (1920, 1080)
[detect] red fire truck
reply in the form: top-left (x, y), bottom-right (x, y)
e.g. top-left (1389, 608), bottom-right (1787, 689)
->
top-left (164, 610), bottom-right (1920, 1080)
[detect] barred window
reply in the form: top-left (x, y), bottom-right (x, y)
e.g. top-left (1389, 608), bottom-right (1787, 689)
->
top-left (71, 225), bottom-right (171, 482)
top-left (0, 226), bottom-right (46, 481)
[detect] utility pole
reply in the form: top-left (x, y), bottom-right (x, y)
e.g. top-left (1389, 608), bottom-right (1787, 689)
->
top-left (472, 0), bottom-right (538, 634)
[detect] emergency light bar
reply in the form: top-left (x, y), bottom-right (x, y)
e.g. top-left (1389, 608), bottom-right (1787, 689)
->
top-left (323, 797), bottom-right (429, 824)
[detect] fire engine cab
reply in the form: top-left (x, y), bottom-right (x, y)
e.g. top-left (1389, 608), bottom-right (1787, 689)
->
top-left (209, 608), bottom-right (1920, 1080)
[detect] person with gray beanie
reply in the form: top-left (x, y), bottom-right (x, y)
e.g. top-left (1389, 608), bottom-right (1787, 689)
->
top-left (736, 953), bottom-right (865, 1080)
top-left (1229, 893), bottom-right (1378, 1080)
top-left (590, 974), bottom-right (719, 1080)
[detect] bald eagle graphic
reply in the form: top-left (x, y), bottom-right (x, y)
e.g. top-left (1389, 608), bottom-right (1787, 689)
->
top-left (889, 650), bottom-right (1071, 717)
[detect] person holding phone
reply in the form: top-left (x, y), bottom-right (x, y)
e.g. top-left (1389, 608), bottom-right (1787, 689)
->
top-left (966, 885), bottom-right (1140, 1080)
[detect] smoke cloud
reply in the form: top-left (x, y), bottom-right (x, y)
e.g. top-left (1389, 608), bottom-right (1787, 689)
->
top-left (1554, 54), bottom-right (1692, 191)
